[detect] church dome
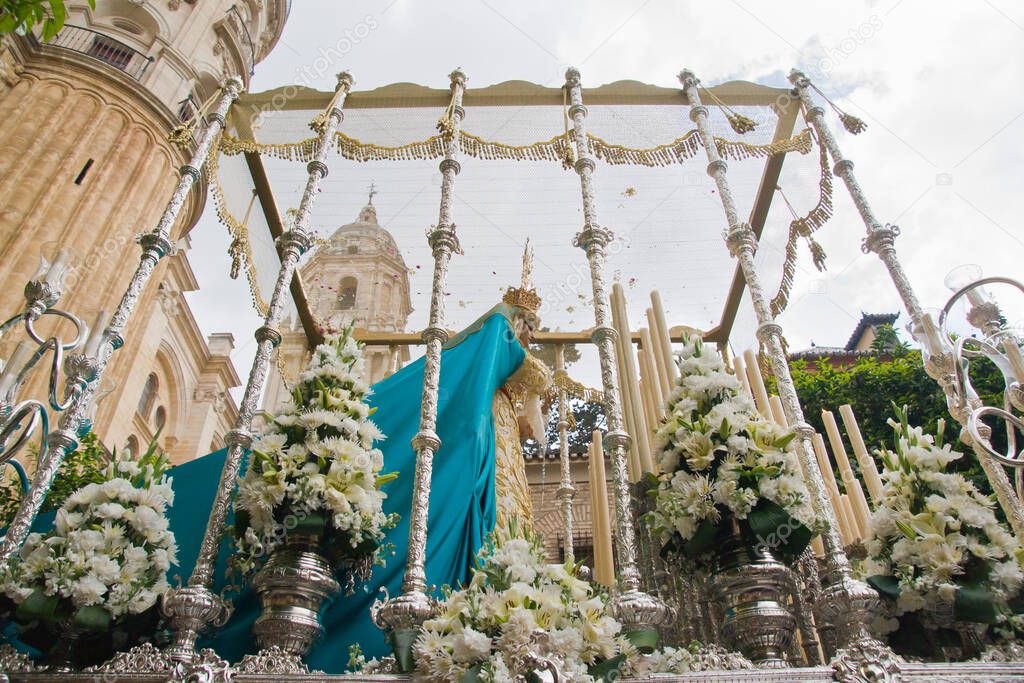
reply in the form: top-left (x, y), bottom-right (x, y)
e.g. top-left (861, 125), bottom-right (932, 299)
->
top-left (327, 202), bottom-right (402, 260)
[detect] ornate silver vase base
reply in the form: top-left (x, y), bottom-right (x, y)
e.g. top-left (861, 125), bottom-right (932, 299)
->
top-left (251, 539), bottom-right (340, 656)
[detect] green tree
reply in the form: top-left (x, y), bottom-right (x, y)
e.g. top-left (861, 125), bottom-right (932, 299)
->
top-left (771, 349), bottom-right (1006, 498)
top-left (869, 323), bottom-right (911, 358)
top-left (0, 0), bottom-right (94, 42)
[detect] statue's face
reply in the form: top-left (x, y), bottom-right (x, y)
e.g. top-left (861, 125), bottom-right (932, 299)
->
top-left (514, 312), bottom-right (536, 347)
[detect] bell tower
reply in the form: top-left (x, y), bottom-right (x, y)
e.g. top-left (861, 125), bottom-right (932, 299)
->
top-left (263, 193), bottom-right (413, 411)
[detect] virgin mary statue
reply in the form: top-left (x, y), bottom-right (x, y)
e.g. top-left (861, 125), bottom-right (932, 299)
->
top-left (162, 247), bottom-right (552, 670)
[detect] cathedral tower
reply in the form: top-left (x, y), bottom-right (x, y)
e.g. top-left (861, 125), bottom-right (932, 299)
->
top-left (0, 1), bottom-right (287, 461)
top-left (263, 195), bottom-right (413, 411)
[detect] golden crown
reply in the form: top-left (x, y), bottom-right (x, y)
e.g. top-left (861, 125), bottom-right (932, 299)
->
top-left (503, 239), bottom-right (541, 313)
top-left (503, 285), bottom-right (542, 313)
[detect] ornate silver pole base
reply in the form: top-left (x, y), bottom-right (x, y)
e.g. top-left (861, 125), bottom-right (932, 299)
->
top-left (160, 585), bottom-right (233, 664)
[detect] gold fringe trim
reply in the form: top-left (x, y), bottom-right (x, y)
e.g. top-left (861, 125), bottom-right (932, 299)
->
top-left (208, 133), bottom-right (270, 315)
top-left (217, 127), bottom-right (814, 168)
top-left (551, 369), bottom-right (605, 404)
top-left (769, 131), bottom-right (834, 317)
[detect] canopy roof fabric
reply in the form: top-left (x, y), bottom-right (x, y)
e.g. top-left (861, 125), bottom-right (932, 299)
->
top-left (211, 77), bottom-right (824, 357)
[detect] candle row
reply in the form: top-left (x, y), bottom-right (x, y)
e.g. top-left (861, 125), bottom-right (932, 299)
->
top-left (736, 349), bottom-right (885, 553)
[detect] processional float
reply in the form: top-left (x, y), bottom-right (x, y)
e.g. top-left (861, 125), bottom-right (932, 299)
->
top-left (1, 64), bottom-right (1023, 682)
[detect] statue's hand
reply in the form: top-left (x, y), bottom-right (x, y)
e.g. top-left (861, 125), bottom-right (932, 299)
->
top-left (517, 415), bottom-right (534, 440)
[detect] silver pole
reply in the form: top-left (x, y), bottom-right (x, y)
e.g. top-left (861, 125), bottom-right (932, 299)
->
top-left (0, 77), bottom-right (243, 568)
top-left (564, 67), bottom-right (667, 633)
top-left (790, 70), bottom-right (1024, 539)
top-left (374, 69), bottom-right (466, 639)
top-left (554, 345), bottom-right (575, 559)
top-left (681, 69), bottom-right (898, 670)
top-left (161, 72), bottom-right (352, 664)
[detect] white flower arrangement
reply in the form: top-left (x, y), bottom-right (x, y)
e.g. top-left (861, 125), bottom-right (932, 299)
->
top-left (233, 324), bottom-right (397, 577)
top-left (857, 407), bottom-right (1024, 636)
top-left (644, 337), bottom-right (824, 562)
top-left (0, 444), bottom-right (176, 630)
top-left (413, 527), bottom-right (633, 683)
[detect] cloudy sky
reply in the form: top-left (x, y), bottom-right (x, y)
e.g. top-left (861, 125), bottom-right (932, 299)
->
top-left (184, 0), bottom-right (1024, 394)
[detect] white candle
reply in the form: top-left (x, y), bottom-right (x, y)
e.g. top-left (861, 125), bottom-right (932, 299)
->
top-left (650, 290), bottom-right (677, 383)
top-left (612, 284), bottom-right (654, 475)
top-left (732, 353), bottom-right (752, 399)
top-left (769, 394), bottom-right (789, 428)
top-left (84, 310), bottom-right (109, 358)
top-left (0, 342), bottom-right (34, 397)
top-left (811, 433), bottom-right (848, 541)
top-left (44, 248), bottom-right (71, 287)
top-left (639, 328), bottom-right (665, 415)
top-left (822, 410), bottom-right (872, 535)
top-left (590, 431), bottom-right (615, 586)
top-left (743, 349), bottom-right (771, 419)
top-left (645, 308), bottom-right (672, 397)
top-left (841, 494), bottom-right (862, 542)
top-left (839, 404), bottom-right (884, 504)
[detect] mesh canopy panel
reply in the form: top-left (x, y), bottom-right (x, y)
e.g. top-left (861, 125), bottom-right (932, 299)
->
top-left (220, 90), bottom-right (824, 360)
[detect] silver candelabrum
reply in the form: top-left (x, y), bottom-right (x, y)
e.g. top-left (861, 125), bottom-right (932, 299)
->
top-left (909, 267), bottom-right (1024, 538)
top-left (0, 252), bottom-right (99, 560)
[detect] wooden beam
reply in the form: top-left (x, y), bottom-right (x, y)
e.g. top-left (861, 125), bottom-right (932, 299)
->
top-left (353, 328), bottom-right (695, 346)
top-left (230, 78), bottom-right (794, 121)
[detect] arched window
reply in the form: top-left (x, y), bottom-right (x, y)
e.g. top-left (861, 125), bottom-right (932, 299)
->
top-left (125, 435), bottom-right (140, 458)
top-left (153, 405), bottom-right (167, 431)
top-left (338, 277), bottom-right (357, 310)
top-left (138, 373), bottom-right (158, 418)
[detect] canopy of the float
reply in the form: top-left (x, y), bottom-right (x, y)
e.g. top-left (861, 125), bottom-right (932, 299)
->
top-left (210, 76), bottom-right (826, 360)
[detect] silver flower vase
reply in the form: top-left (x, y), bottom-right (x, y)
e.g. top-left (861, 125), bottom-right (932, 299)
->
top-left (709, 529), bottom-right (796, 668)
top-left (251, 534), bottom-right (340, 656)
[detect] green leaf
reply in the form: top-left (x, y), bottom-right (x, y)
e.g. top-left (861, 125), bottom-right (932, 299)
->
top-left (375, 471), bottom-right (399, 487)
top-left (460, 663), bottom-right (485, 683)
top-left (682, 518), bottom-right (718, 558)
top-left (16, 589), bottom-right (61, 622)
top-left (293, 510), bottom-right (327, 538)
top-left (747, 500), bottom-right (812, 562)
top-left (588, 653), bottom-right (627, 681)
top-left (389, 628), bottom-right (419, 673)
top-left (72, 604), bottom-right (111, 631)
top-left (625, 628), bottom-right (659, 653)
top-left (773, 432), bottom-right (796, 450)
top-left (866, 574), bottom-right (901, 600)
top-left (954, 583), bottom-right (998, 624)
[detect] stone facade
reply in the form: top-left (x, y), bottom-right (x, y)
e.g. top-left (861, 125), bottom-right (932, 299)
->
top-left (0, 0), bottom-right (285, 463)
top-left (527, 453), bottom-right (609, 566)
top-left (262, 199), bottom-right (414, 411)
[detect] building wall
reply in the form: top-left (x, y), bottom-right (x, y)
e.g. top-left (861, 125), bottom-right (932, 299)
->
top-left (0, 0), bottom-right (285, 462)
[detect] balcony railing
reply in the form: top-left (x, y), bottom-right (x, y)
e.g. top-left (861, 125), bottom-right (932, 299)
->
top-left (47, 24), bottom-right (154, 80)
